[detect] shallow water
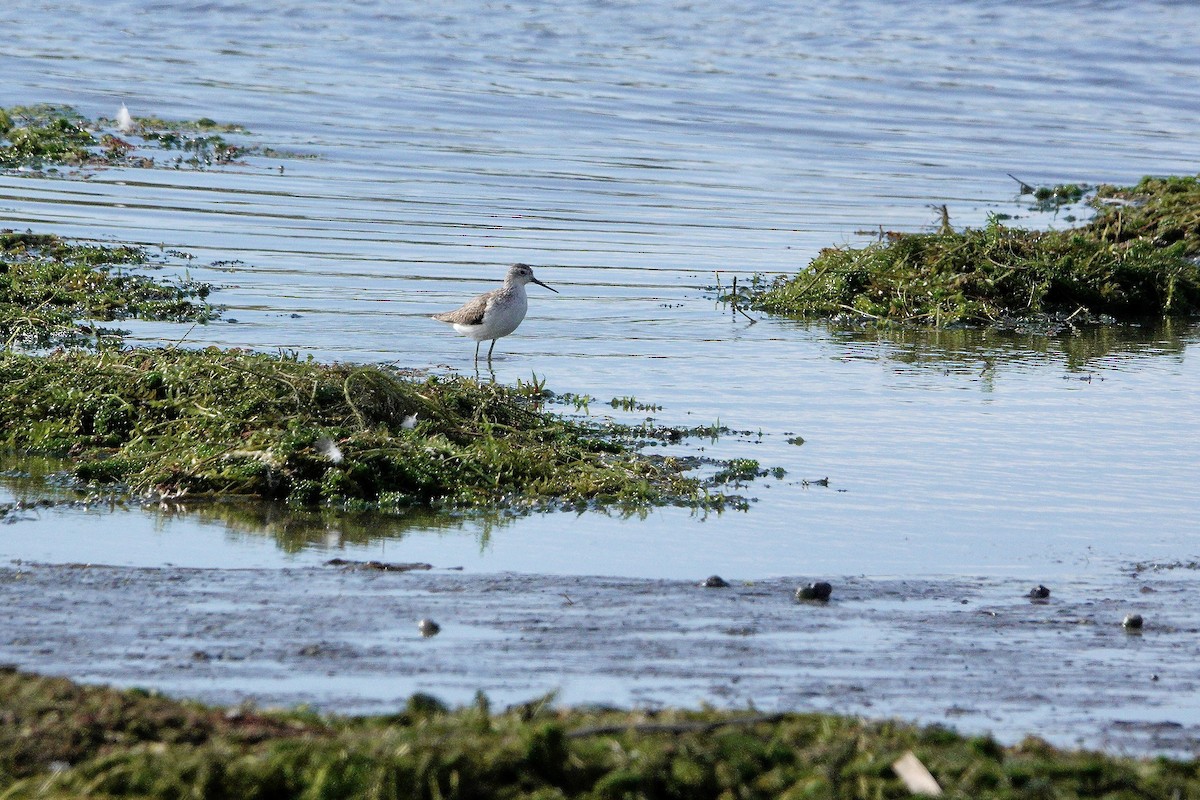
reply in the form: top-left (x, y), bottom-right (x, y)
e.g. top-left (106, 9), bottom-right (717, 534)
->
top-left (2, 0), bottom-right (1200, 743)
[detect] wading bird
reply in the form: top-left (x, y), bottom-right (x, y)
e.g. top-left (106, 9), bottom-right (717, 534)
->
top-left (432, 263), bottom-right (558, 365)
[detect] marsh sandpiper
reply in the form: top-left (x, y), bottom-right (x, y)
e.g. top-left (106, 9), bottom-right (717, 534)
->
top-left (432, 263), bottom-right (558, 364)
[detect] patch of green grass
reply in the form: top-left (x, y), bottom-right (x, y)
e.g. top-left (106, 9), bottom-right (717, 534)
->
top-left (0, 668), bottom-right (1196, 799)
top-left (0, 348), bottom-right (719, 511)
top-left (0, 231), bottom-right (215, 348)
top-left (755, 175), bottom-right (1200, 326)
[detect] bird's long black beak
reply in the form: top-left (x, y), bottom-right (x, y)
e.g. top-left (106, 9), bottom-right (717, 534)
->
top-left (533, 277), bottom-right (559, 293)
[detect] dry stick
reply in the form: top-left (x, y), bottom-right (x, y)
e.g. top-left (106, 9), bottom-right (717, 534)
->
top-left (1006, 173), bottom-right (1034, 194)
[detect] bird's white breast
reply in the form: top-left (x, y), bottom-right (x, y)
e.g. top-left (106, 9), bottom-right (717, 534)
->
top-left (454, 286), bottom-right (528, 341)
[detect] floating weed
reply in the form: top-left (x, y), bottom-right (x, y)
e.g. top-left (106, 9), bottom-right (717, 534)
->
top-left (1, 104), bottom-right (305, 172)
top-left (1008, 174), bottom-right (1091, 212)
top-left (754, 174), bottom-right (1200, 326)
top-left (2, 668), bottom-right (1197, 800)
top-left (1031, 182), bottom-right (1089, 212)
top-left (547, 391), bottom-right (595, 413)
top-left (0, 231), bottom-right (216, 348)
top-left (0, 348), bottom-right (747, 511)
top-left (609, 396), bottom-right (662, 413)
top-left (0, 105), bottom-right (94, 168)
top-left (710, 458), bottom-right (768, 486)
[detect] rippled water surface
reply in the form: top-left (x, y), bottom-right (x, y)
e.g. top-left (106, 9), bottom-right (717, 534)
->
top-left (2, 0), bottom-right (1198, 578)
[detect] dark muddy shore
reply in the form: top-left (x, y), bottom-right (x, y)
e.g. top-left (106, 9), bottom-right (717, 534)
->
top-left (2, 562), bottom-right (1196, 757)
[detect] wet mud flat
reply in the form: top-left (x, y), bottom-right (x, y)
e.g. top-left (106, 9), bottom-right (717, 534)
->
top-left (2, 562), bottom-right (1197, 757)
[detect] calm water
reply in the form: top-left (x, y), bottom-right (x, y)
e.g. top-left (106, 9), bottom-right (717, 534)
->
top-left (1, 0), bottom-right (1198, 579)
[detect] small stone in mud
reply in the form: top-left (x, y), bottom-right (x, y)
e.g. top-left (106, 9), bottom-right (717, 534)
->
top-left (1027, 584), bottom-right (1051, 600)
top-left (1122, 614), bottom-right (1144, 630)
top-left (796, 581), bottom-right (833, 602)
top-left (701, 575), bottom-right (730, 588)
top-left (418, 618), bottom-right (441, 637)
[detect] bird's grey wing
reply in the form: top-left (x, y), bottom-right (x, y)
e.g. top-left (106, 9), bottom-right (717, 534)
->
top-left (432, 291), bottom-right (492, 325)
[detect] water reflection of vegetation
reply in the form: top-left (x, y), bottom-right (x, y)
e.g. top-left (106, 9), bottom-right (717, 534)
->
top-left (148, 500), bottom-right (507, 554)
top-left (830, 318), bottom-right (1194, 374)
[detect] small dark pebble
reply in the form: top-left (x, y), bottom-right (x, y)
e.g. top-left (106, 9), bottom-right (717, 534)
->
top-left (1122, 614), bottom-right (1144, 630)
top-left (796, 581), bottom-right (832, 602)
top-left (701, 575), bottom-right (730, 588)
top-left (1028, 584), bottom-right (1051, 600)
top-left (418, 619), bottom-right (440, 637)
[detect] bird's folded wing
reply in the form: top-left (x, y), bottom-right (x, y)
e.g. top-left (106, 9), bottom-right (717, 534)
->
top-left (433, 291), bottom-right (492, 325)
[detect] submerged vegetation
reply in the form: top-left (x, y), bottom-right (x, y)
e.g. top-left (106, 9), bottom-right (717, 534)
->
top-left (0, 104), bottom-right (278, 171)
top-left (0, 231), bottom-right (215, 347)
top-left (753, 175), bottom-right (1200, 326)
top-left (0, 348), bottom-right (720, 510)
top-left (1, 668), bottom-right (1197, 799)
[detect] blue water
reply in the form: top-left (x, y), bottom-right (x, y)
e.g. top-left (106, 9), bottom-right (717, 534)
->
top-left (1, 0), bottom-right (1198, 580)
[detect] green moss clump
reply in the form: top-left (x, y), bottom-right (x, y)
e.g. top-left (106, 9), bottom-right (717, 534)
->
top-left (755, 175), bottom-right (1200, 325)
top-left (0, 348), bottom-right (707, 510)
top-left (1091, 174), bottom-right (1200, 253)
top-left (0, 668), bottom-right (1197, 799)
top-left (0, 105), bottom-right (94, 168)
top-left (0, 231), bottom-right (215, 347)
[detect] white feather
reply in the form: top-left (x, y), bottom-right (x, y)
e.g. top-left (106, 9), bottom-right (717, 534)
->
top-left (116, 103), bottom-right (134, 133)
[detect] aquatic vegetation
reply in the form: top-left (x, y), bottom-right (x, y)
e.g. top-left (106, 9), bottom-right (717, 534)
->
top-left (711, 458), bottom-right (767, 485)
top-left (0, 231), bottom-right (216, 347)
top-left (0, 348), bottom-right (725, 510)
top-left (1008, 175), bottom-right (1090, 213)
top-left (0, 105), bottom-right (94, 168)
top-left (1, 668), bottom-right (1197, 799)
top-left (755, 175), bottom-right (1200, 326)
top-left (0, 104), bottom-right (285, 171)
top-left (609, 395), bottom-right (662, 413)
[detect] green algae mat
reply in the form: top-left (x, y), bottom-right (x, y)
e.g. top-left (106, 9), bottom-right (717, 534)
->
top-left (0, 347), bottom-right (719, 510)
top-left (0, 669), bottom-right (1196, 799)
top-left (0, 104), bottom-right (267, 171)
top-left (751, 176), bottom-right (1200, 326)
top-left (0, 232), bottom-right (214, 349)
